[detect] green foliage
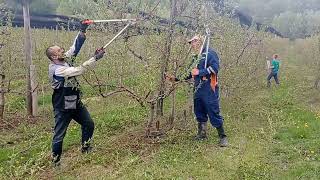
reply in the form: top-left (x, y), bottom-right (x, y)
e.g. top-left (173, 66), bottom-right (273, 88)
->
top-left (56, 0), bottom-right (106, 18)
top-left (272, 11), bottom-right (320, 39)
top-left (4, 0), bottom-right (59, 14)
top-left (228, 0), bottom-right (320, 38)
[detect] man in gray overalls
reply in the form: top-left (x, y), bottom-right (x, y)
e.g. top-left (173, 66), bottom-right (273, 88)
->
top-left (46, 23), bottom-right (105, 166)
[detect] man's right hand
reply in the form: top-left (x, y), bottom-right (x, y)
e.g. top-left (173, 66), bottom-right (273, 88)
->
top-left (94, 48), bottom-right (105, 60)
top-left (80, 19), bottom-right (90, 33)
top-left (191, 68), bottom-right (199, 76)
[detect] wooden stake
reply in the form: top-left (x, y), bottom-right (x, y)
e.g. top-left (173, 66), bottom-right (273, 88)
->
top-left (22, 0), bottom-right (33, 116)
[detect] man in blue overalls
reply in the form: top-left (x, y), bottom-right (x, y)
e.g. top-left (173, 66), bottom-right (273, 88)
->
top-left (46, 22), bottom-right (105, 166)
top-left (189, 35), bottom-right (228, 147)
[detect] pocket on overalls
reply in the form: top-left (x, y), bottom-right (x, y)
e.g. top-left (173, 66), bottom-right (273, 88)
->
top-left (64, 95), bottom-right (77, 109)
top-left (207, 83), bottom-right (219, 100)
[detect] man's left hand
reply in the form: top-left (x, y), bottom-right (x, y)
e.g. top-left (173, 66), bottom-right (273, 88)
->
top-left (191, 68), bottom-right (199, 76)
top-left (94, 47), bottom-right (105, 60)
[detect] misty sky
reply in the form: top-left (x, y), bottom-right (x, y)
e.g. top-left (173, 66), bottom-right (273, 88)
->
top-left (229, 0), bottom-right (320, 22)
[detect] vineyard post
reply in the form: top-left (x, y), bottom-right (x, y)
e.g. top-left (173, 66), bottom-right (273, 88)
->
top-left (22, 0), bottom-right (37, 116)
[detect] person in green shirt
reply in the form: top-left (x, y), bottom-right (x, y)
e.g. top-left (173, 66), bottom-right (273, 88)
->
top-left (267, 54), bottom-right (280, 87)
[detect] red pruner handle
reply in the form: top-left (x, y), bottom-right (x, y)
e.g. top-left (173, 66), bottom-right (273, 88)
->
top-left (82, 19), bottom-right (94, 25)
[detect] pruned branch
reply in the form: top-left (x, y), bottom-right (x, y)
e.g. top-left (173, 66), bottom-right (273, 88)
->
top-left (124, 35), bottom-right (149, 66)
top-left (99, 85), bottom-right (146, 107)
top-left (223, 34), bottom-right (256, 69)
top-left (235, 34), bottom-right (255, 65)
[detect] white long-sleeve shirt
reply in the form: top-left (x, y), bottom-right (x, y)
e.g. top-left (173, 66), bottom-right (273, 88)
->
top-left (54, 57), bottom-right (96, 78)
top-left (49, 57), bottom-right (96, 89)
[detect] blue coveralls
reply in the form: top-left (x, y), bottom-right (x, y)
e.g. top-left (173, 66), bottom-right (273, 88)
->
top-left (193, 48), bottom-right (224, 128)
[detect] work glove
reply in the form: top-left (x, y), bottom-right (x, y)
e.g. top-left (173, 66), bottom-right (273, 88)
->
top-left (94, 47), bottom-right (105, 60)
top-left (80, 19), bottom-right (90, 33)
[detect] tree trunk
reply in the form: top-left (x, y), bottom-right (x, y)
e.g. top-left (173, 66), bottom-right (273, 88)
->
top-left (22, 0), bottom-right (34, 116)
top-left (314, 78), bottom-right (320, 89)
top-left (0, 74), bottom-right (5, 119)
top-left (30, 65), bottom-right (38, 116)
top-left (156, 0), bottom-right (177, 116)
top-left (168, 61), bottom-right (177, 128)
top-left (55, 25), bottom-right (58, 42)
top-left (145, 103), bottom-right (156, 137)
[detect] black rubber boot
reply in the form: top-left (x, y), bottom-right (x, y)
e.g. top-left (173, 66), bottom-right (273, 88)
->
top-left (81, 140), bottom-right (93, 154)
top-left (51, 153), bottom-right (61, 167)
top-left (194, 122), bottom-right (208, 140)
top-left (81, 146), bottom-right (93, 154)
top-left (216, 125), bottom-right (228, 147)
top-left (267, 81), bottom-right (271, 88)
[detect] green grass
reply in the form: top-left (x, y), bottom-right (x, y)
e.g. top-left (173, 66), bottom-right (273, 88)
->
top-left (1, 40), bottom-right (320, 179)
top-left (6, 95), bottom-right (26, 111)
